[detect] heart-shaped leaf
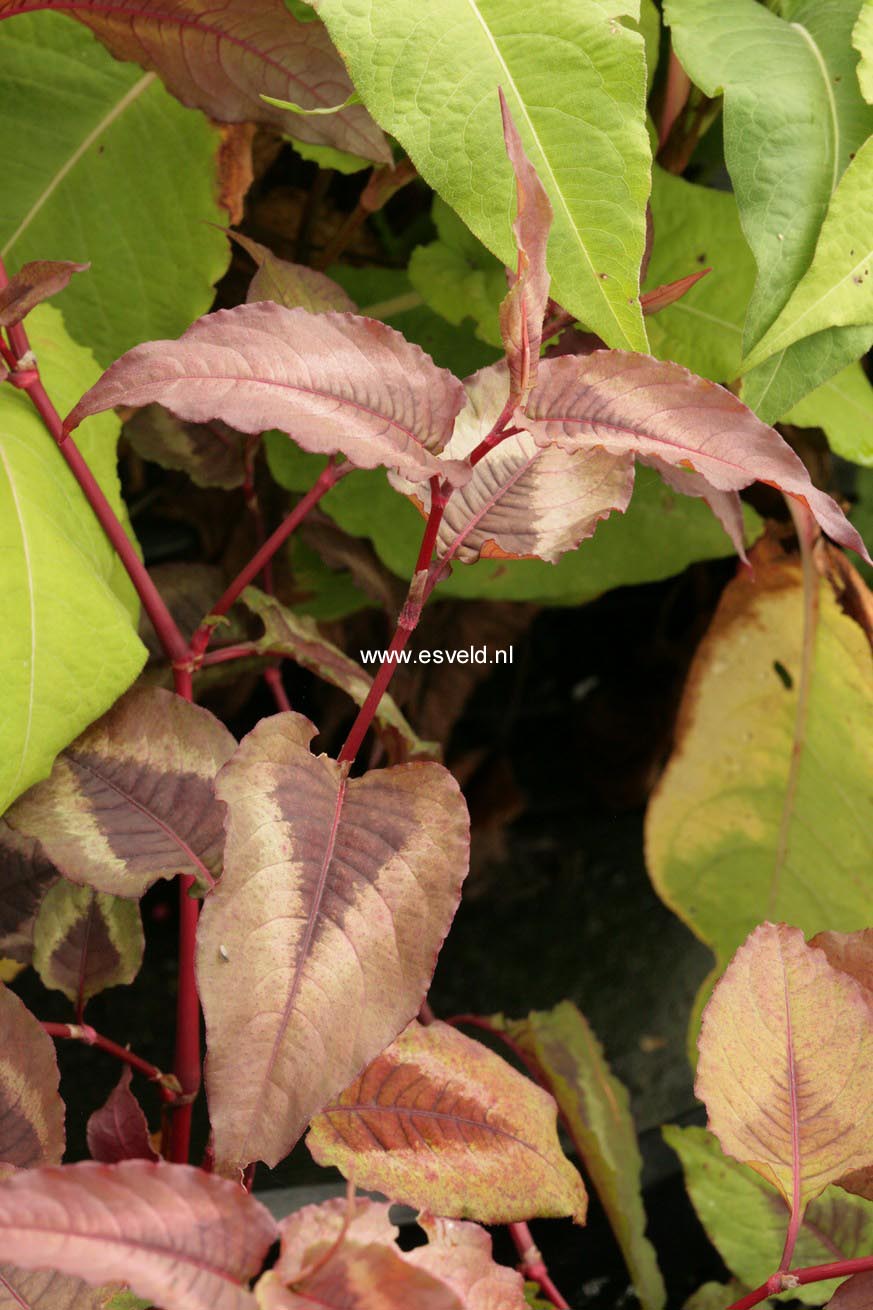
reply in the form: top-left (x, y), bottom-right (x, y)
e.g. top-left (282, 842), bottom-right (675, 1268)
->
top-left (0, 983), bottom-right (63, 1168)
top-left (198, 714), bottom-right (469, 1173)
top-left (307, 1019), bottom-right (587, 1224)
top-left (67, 304), bottom-right (469, 486)
top-left (32, 881), bottom-right (143, 1006)
top-left (87, 1069), bottom-right (158, 1165)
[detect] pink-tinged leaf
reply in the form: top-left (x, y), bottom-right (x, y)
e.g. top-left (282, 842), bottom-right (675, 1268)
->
top-left (406, 1215), bottom-right (528, 1308)
top-left (640, 268), bottom-right (711, 316)
top-left (307, 1019), bottom-right (587, 1224)
top-left (810, 929), bottom-right (873, 996)
top-left (32, 881), bottom-right (144, 1007)
top-left (242, 587), bottom-right (438, 763)
top-left (0, 822), bottom-right (57, 964)
top-left (228, 232), bottom-right (356, 314)
top-left (0, 984), bottom-right (64, 1168)
top-left (497, 91), bottom-right (553, 408)
top-left (198, 713), bottom-right (469, 1173)
top-left (828, 1273), bottom-right (873, 1309)
top-left (6, 687), bottom-right (236, 898)
top-left (696, 923), bottom-right (873, 1216)
top-left (124, 407), bottom-right (249, 490)
top-left (0, 0), bottom-right (390, 165)
top-left (0, 261), bottom-right (89, 328)
top-left (0, 1263), bottom-right (118, 1310)
top-left (397, 363), bottom-right (633, 566)
top-left (66, 304), bottom-right (470, 487)
top-left (87, 1069), bottom-right (158, 1164)
top-left (0, 1161), bottom-right (277, 1310)
top-left (524, 353), bottom-right (871, 563)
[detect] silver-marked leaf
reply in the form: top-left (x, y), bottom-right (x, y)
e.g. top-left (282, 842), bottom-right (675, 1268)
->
top-left (307, 1019), bottom-right (587, 1224)
top-left (524, 352), bottom-right (870, 561)
top-left (87, 1069), bottom-right (158, 1165)
top-left (198, 713), bottom-right (469, 1173)
top-left (0, 822), bottom-right (57, 964)
top-left (0, 1265), bottom-right (116, 1310)
top-left (6, 687), bottom-right (236, 898)
top-left (242, 587), bottom-right (438, 763)
top-left (124, 407), bottom-right (249, 490)
top-left (0, 261), bottom-right (89, 327)
top-left (0, 983), bottom-right (63, 1168)
top-left (0, 1161), bottom-right (277, 1310)
top-left (0, 0), bottom-right (390, 165)
top-left (228, 232), bottom-right (356, 313)
top-left (67, 304), bottom-right (470, 487)
top-left (32, 881), bottom-right (144, 1006)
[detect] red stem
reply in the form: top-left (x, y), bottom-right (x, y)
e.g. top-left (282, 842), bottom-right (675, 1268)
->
top-left (42, 1022), bottom-right (180, 1102)
top-left (414, 477), bottom-right (448, 571)
top-left (726, 1256), bottom-right (873, 1310)
top-left (263, 663), bottom-right (292, 713)
top-left (508, 1222), bottom-right (570, 1309)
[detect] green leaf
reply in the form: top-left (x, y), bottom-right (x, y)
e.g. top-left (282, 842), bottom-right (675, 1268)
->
top-left (287, 138), bottom-right (372, 174)
top-left (742, 138), bottom-right (873, 370)
top-left (630, 0), bottom-right (660, 93)
top-left (32, 881), bottom-right (144, 1006)
top-left (665, 1125), bottom-right (873, 1305)
top-left (408, 199), bottom-right (507, 350)
top-left (784, 360), bottom-right (873, 465)
top-left (0, 305), bottom-right (146, 816)
top-left (853, 0), bottom-right (873, 101)
top-left (284, 537), bottom-right (371, 620)
top-left (261, 89), bottom-right (361, 115)
top-left (0, 12), bottom-right (229, 365)
top-left (496, 1003), bottom-right (665, 1310)
top-left (738, 323), bottom-right (873, 424)
top-left (644, 167), bottom-right (756, 381)
top-left (665, 0), bottom-right (873, 354)
top-left (682, 1284), bottom-right (749, 1310)
top-left (310, 0), bottom-right (652, 350)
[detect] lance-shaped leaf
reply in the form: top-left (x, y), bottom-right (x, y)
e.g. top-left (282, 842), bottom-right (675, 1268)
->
top-left (124, 407), bottom-right (249, 490)
top-left (0, 1161), bottom-right (277, 1310)
top-left (0, 0), bottom-right (389, 164)
top-left (6, 687), bottom-right (236, 899)
top-left (640, 269), bottom-right (710, 317)
top-left (0, 261), bottom-right (88, 328)
top-left (229, 232), bottom-right (356, 314)
top-left (0, 822), bottom-right (57, 964)
top-left (395, 363), bottom-right (633, 567)
top-left (696, 922), bottom-right (873, 1215)
top-left (0, 983), bottom-right (63, 1168)
top-left (743, 139), bottom-right (873, 371)
top-left (307, 1019), bottom-right (587, 1224)
top-left (242, 587), bottom-right (437, 763)
top-left (497, 91), bottom-right (552, 408)
top-left (198, 714), bottom-right (469, 1172)
top-left (87, 1069), bottom-right (158, 1165)
top-left (67, 303), bottom-right (470, 486)
top-left (32, 882), bottom-right (144, 1007)
top-left (523, 352), bottom-right (870, 561)
top-left (830, 1273), bottom-right (873, 1309)
top-left (665, 1124), bottom-right (873, 1306)
top-left (0, 1265), bottom-right (117, 1310)
top-left (496, 1003), bottom-right (665, 1310)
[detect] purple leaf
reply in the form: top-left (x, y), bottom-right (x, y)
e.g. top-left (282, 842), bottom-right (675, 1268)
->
top-left (0, 985), bottom-right (64, 1169)
top-left (124, 407), bottom-right (250, 490)
top-left (67, 303), bottom-right (470, 486)
top-left (0, 261), bottom-right (89, 327)
top-left (524, 352), bottom-right (871, 562)
top-left (87, 1068), bottom-right (158, 1164)
top-left (0, 821), bottom-right (57, 965)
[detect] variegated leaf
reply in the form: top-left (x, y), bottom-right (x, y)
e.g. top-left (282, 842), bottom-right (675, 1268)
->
top-left (33, 882), bottom-right (143, 1007)
top-left (0, 822), bottom-right (57, 964)
top-left (0, 983), bottom-right (64, 1168)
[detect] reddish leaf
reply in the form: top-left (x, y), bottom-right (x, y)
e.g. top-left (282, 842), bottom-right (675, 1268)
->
top-left (307, 1019), bottom-right (587, 1224)
top-left (406, 1215), bottom-right (529, 1308)
top-left (0, 1264), bottom-right (118, 1310)
top-left (498, 91), bottom-right (553, 407)
top-left (67, 304), bottom-right (470, 486)
top-left (828, 1273), bottom-right (873, 1308)
top-left (811, 929), bottom-right (873, 996)
top-left (125, 407), bottom-right (249, 490)
top-left (0, 0), bottom-right (390, 164)
top-left (0, 261), bottom-right (89, 328)
top-left (0, 822), bottom-right (57, 964)
top-left (32, 882), bottom-right (144, 1006)
top-left (696, 923), bottom-right (873, 1216)
top-left (0, 984), bottom-right (63, 1168)
top-left (0, 1161), bottom-right (277, 1310)
top-left (228, 232), bottom-right (356, 313)
top-left (524, 353), bottom-right (871, 562)
top-left (640, 268), bottom-right (711, 316)
top-left (87, 1069), bottom-right (158, 1164)
top-left (198, 714), bottom-right (469, 1173)
top-left (6, 687), bottom-right (236, 898)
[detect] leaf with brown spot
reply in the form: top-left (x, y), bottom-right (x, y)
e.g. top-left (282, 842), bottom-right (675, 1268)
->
top-left (0, 983), bottom-right (64, 1168)
top-left (696, 923), bottom-right (873, 1221)
top-left (0, 822), bottom-right (57, 965)
top-left (242, 587), bottom-right (438, 763)
top-left (495, 1002), bottom-right (665, 1310)
top-left (124, 407), bottom-right (249, 490)
top-left (0, 261), bottom-right (89, 328)
top-left (228, 232), bottom-right (356, 314)
top-left (87, 1069), bottom-right (158, 1165)
top-left (307, 1019), bottom-right (587, 1224)
top-left (6, 687), bottom-right (236, 898)
top-left (0, 1161), bottom-right (277, 1310)
top-left (32, 882), bottom-right (143, 1008)
top-left (198, 714), bottom-right (469, 1173)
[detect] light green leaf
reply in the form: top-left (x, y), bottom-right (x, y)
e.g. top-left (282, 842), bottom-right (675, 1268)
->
top-left (287, 138), bottom-right (372, 173)
top-left (784, 360), bottom-right (873, 465)
top-left (408, 199), bottom-right (507, 350)
top-left (665, 1125), bottom-right (873, 1305)
top-left (0, 12), bottom-right (229, 365)
top-left (310, 0), bottom-right (652, 350)
top-left (644, 167), bottom-right (756, 381)
top-left (682, 1284), bottom-right (749, 1310)
top-left (0, 305), bottom-right (146, 816)
top-left (33, 881), bottom-right (144, 1006)
top-left (631, 0), bottom-right (661, 93)
top-left (742, 138), bottom-right (873, 370)
top-left (262, 89), bottom-right (361, 115)
top-left (665, 0), bottom-right (873, 353)
top-left (738, 323), bottom-right (873, 424)
top-left (854, 0), bottom-right (873, 101)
